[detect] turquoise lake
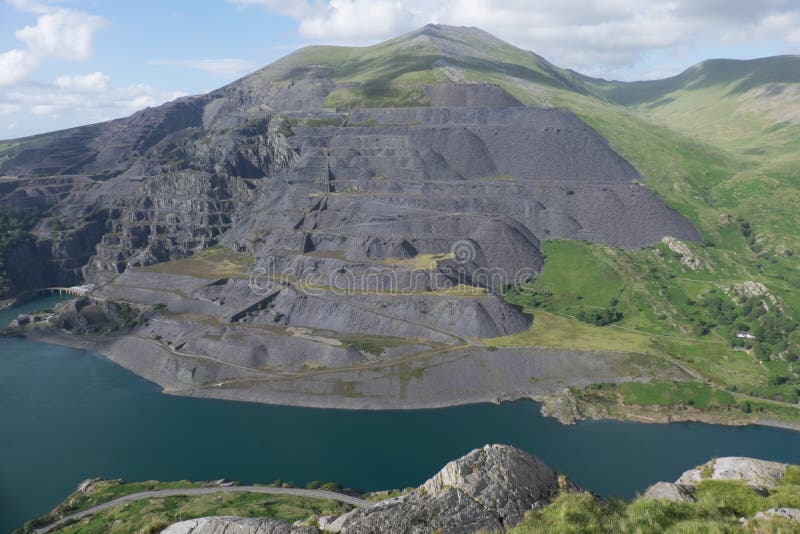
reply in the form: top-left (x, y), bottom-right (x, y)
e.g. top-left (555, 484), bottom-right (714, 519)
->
top-left (2, 296), bottom-right (800, 532)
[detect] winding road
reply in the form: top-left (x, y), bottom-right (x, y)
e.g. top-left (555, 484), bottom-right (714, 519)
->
top-left (35, 485), bottom-right (374, 533)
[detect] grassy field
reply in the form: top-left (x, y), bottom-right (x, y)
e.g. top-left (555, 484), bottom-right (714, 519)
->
top-left (619, 381), bottom-right (735, 409)
top-left (504, 240), bottom-right (623, 313)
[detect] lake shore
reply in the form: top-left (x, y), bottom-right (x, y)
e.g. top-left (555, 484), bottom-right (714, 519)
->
top-left (16, 323), bottom-right (685, 411)
top-left (4, 292), bottom-right (797, 430)
top-left (8, 322), bottom-right (797, 432)
top-left (4, 301), bottom-right (800, 532)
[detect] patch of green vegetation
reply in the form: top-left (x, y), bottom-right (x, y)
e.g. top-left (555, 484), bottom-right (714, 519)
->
top-left (510, 470), bottom-right (800, 533)
top-left (340, 335), bottom-right (406, 356)
top-left (575, 307), bottom-right (624, 326)
top-left (41, 493), bottom-right (349, 534)
top-left (53, 480), bottom-right (207, 516)
top-left (138, 246), bottom-right (255, 279)
top-left (305, 480), bottom-right (343, 491)
top-left (18, 479), bottom-right (353, 534)
top-left (285, 116), bottom-right (347, 128)
top-left (364, 489), bottom-right (411, 502)
top-left (575, 380), bottom-right (799, 423)
top-left (700, 288), bottom-right (799, 360)
top-left (618, 381), bottom-right (735, 410)
top-left (503, 240), bottom-right (623, 315)
top-left (324, 84), bottom-right (430, 108)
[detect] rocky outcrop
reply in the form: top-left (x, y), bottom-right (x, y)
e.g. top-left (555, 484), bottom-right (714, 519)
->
top-left (49, 297), bottom-right (147, 335)
top-left (641, 481), bottom-right (695, 503)
top-left (161, 517), bottom-right (318, 534)
top-left (661, 236), bottom-right (704, 271)
top-left (324, 444), bottom-right (581, 533)
top-left (159, 445), bottom-right (582, 534)
top-left (676, 457), bottom-right (787, 489)
top-left (754, 507), bottom-right (800, 523)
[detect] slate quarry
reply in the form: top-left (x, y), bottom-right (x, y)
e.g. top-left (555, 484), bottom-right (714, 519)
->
top-left (1, 57), bottom-right (700, 406)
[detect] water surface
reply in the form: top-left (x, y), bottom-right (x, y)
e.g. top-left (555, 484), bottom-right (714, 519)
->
top-left (2, 297), bottom-right (800, 532)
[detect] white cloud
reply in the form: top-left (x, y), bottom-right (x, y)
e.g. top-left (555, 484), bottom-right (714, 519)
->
top-left (228, 0), bottom-right (800, 76)
top-left (149, 58), bottom-right (258, 77)
top-left (0, 103), bottom-right (21, 116)
top-left (0, 1), bottom-right (106, 87)
top-left (0, 73), bottom-right (188, 136)
top-left (54, 72), bottom-right (111, 92)
top-left (298, 0), bottom-right (413, 40)
top-left (5, 0), bottom-right (51, 13)
top-left (16, 8), bottom-right (106, 60)
top-left (0, 49), bottom-right (35, 86)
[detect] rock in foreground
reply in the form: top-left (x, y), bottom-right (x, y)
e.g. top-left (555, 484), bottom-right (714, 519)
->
top-left (676, 456), bottom-right (788, 489)
top-left (325, 444), bottom-right (579, 533)
top-left (160, 444), bottom-right (579, 534)
top-left (162, 516), bottom-right (317, 534)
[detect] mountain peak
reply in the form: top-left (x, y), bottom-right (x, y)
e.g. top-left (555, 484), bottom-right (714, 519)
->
top-left (387, 24), bottom-right (517, 56)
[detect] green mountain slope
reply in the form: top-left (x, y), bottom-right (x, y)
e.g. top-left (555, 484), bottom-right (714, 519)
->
top-left (252, 24), bottom-right (588, 106)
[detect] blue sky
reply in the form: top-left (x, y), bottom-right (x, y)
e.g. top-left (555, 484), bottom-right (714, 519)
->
top-left (2, 0), bottom-right (799, 139)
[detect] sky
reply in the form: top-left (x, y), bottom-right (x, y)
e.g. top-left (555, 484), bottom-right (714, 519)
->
top-left (1, 0), bottom-right (799, 139)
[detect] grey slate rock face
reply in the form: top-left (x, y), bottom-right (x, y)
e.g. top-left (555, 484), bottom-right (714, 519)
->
top-left (424, 83), bottom-right (525, 107)
top-left (1, 65), bottom-right (700, 351)
top-left (0, 75), bottom-right (699, 292)
top-left (326, 444), bottom-right (579, 533)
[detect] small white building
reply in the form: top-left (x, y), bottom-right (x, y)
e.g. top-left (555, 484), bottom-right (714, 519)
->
top-left (736, 332), bottom-right (756, 340)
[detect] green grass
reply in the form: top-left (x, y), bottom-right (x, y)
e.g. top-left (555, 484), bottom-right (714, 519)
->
top-left (47, 493), bottom-right (350, 534)
top-left (27, 480), bottom-right (208, 521)
top-left (18, 479), bottom-right (353, 534)
top-left (504, 240), bottom-right (623, 313)
top-left (511, 465), bottom-right (800, 533)
top-left (618, 381), bottom-right (735, 409)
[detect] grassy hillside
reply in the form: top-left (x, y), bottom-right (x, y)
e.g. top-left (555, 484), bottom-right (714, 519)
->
top-left (23, 466), bottom-right (800, 533)
top-left (253, 25), bottom-right (586, 108)
top-left (512, 465), bottom-right (800, 533)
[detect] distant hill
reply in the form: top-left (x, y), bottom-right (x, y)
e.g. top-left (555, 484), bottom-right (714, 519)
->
top-left (582, 55), bottom-right (800, 105)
